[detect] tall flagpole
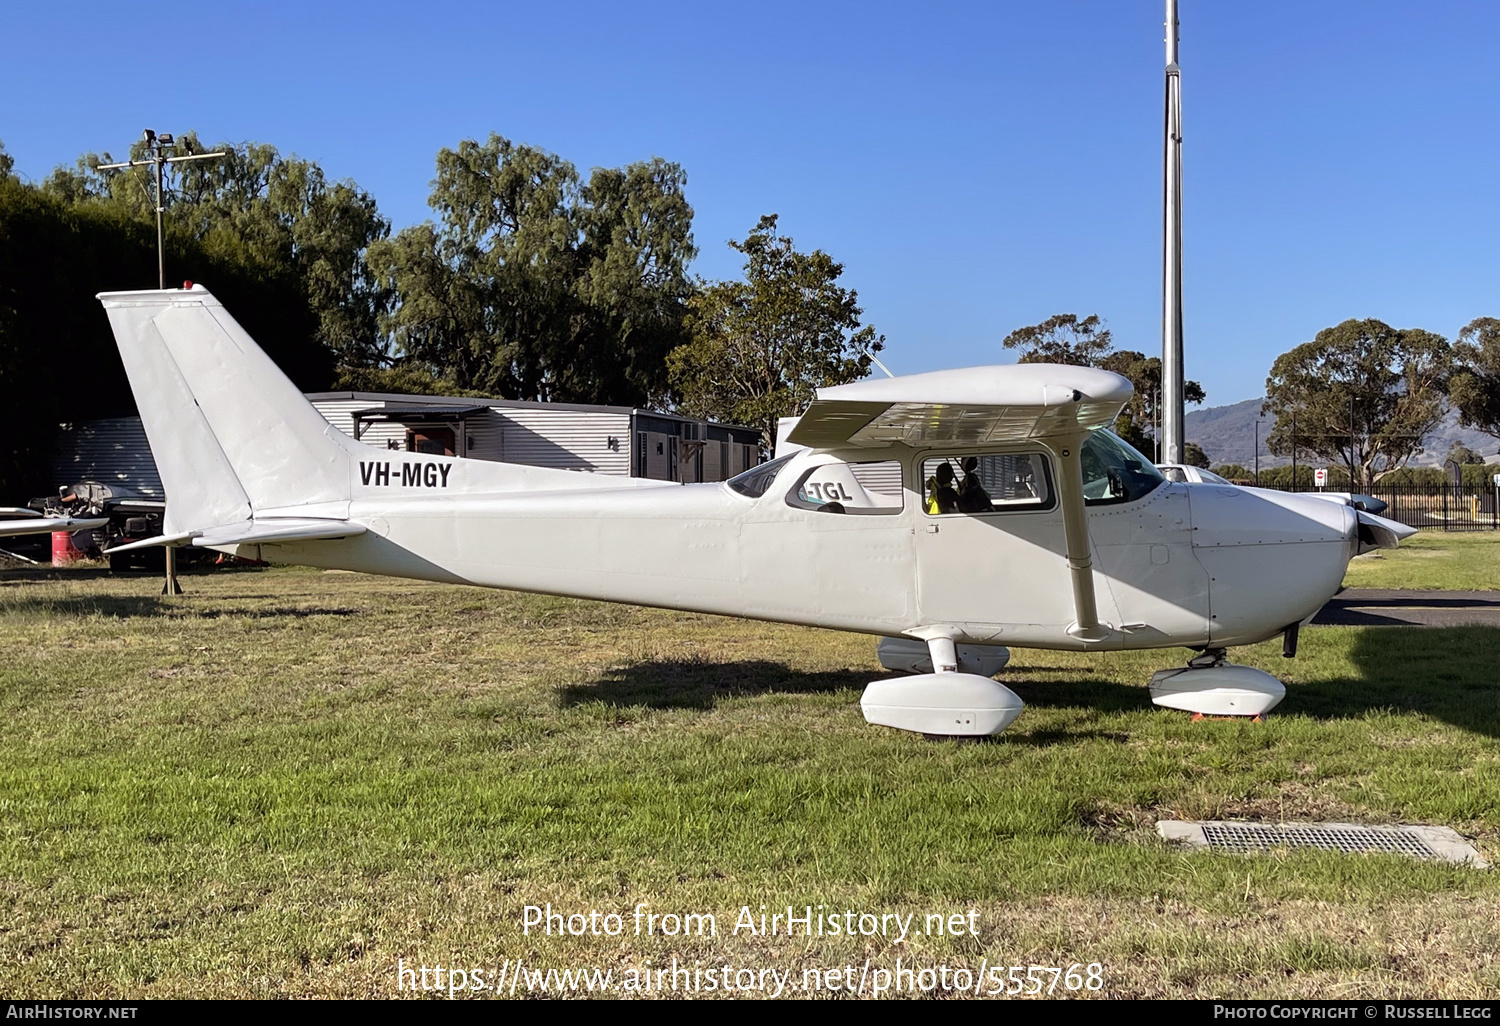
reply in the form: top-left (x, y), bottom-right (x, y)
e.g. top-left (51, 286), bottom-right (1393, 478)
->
top-left (1161, 0), bottom-right (1185, 464)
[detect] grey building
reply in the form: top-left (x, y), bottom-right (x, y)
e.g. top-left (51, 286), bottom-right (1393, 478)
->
top-left (50, 393), bottom-right (763, 498)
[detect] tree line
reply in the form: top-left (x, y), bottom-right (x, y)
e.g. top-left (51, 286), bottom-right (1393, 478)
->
top-left (2, 130), bottom-right (1496, 501)
top-left (0, 133), bottom-right (881, 497)
top-left (1002, 310), bottom-right (1500, 488)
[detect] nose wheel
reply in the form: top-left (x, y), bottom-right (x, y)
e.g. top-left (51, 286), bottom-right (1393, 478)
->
top-left (1148, 648), bottom-right (1285, 718)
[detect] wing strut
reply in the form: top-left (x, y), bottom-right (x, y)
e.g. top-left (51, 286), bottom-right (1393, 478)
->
top-left (1049, 433), bottom-right (1110, 643)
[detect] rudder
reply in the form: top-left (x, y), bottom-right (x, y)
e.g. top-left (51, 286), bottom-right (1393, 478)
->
top-left (99, 285), bottom-right (358, 528)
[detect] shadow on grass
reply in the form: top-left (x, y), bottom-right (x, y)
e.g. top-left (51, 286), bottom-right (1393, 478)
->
top-left (0, 595), bottom-right (168, 618)
top-left (0, 563), bottom-right (267, 584)
top-left (1017, 626), bottom-right (1500, 738)
top-left (193, 607), bottom-right (360, 619)
top-left (1007, 677), bottom-right (1151, 715)
top-left (562, 627), bottom-right (1500, 738)
top-left (559, 659), bottom-right (875, 711)
top-left (0, 595), bottom-right (359, 620)
top-left (1323, 625), bottom-right (1500, 738)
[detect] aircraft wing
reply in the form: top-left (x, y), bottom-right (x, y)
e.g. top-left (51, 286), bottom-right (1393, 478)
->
top-left (0, 515), bottom-right (109, 537)
top-left (104, 518), bottom-right (365, 555)
top-left (784, 364), bottom-right (1132, 645)
top-left (786, 364), bottom-right (1133, 450)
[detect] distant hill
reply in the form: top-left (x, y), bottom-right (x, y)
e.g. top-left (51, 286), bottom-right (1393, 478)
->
top-left (1181, 400), bottom-right (1499, 470)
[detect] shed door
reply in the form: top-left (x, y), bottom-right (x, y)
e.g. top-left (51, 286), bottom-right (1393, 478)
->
top-left (643, 432), bottom-right (673, 480)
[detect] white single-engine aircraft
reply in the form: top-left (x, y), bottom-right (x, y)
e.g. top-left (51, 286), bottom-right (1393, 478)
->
top-left (97, 285), bottom-right (1416, 737)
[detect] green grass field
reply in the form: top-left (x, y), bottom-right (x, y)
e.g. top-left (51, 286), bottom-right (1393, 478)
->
top-left (1, 557), bottom-right (1497, 999)
top-left (1343, 531), bottom-right (1500, 591)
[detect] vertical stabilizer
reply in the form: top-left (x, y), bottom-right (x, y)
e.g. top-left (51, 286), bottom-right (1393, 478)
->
top-left (99, 286), bottom-right (358, 527)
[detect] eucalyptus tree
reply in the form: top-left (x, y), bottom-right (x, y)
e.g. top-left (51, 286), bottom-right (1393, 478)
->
top-left (1262, 318), bottom-right (1451, 489)
top-left (1001, 315), bottom-right (1204, 460)
top-left (43, 134), bottom-right (391, 367)
top-left (666, 214), bottom-right (882, 450)
top-left (1449, 317), bottom-right (1500, 447)
top-left (370, 134), bottom-right (696, 407)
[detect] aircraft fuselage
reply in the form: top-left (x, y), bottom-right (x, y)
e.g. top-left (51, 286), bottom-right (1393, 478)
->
top-left (246, 445), bottom-right (1355, 653)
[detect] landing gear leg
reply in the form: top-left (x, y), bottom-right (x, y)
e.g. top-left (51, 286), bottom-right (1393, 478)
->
top-left (1187, 647), bottom-right (1227, 669)
top-left (163, 546), bottom-right (183, 595)
top-left (926, 636), bottom-right (958, 674)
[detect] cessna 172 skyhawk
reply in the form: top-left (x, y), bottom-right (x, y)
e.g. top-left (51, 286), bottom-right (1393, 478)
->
top-left (97, 285), bottom-right (1415, 737)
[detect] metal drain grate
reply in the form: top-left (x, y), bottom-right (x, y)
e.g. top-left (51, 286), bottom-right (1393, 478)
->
top-left (1201, 823), bottom-right (1437, 858)
top-left (1156, 820), bottom-right (1488, 867)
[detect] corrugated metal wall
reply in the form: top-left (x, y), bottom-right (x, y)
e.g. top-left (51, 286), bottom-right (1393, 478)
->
top-left (493, 408), bottom-right (631, 475)
top-left (311, 400), bottom-right (405, 450)
top-left (309, 401), bottom-right (631, 474)
top-left (51, 417), bottom-right (164, 497)
top-left (851, 460), bottom-right (904, 500)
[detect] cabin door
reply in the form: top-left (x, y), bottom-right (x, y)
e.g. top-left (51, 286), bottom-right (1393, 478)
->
top-left (913, 450), bottom-right (1118, 634)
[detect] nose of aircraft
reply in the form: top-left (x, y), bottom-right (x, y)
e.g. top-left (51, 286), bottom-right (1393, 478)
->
top-left (1183, 484), bottom-right (1358, 647)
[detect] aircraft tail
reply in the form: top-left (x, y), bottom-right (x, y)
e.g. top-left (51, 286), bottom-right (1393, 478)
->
top-left (98, 285), bottom-right (362, 535)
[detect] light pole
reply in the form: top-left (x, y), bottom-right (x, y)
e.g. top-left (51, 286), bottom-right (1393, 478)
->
top-left (1254, 411), bottom-right (1264, 486)
top-left (97, 131), bottom-right (225, 594)
top-left (97, 130), bottom-right (225, 289)
top-left (1290, 411), bottom-right (1298, 491)
top-left (1161, 0), bottom-right (1186, 464)
top-left (1349, 392), bottom-right (1358, 492)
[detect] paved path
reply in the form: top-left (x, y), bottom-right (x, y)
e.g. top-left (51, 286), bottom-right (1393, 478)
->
top-left (1311, 589), bottom-right (1500, 627)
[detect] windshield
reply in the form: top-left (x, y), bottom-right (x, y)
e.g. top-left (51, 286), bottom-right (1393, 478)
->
top-left (727, 454), bottom-right (791, 498)
top-left (1081, 430), bottom-right (1164, 506)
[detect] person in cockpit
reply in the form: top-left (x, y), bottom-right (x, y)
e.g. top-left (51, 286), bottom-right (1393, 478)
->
top-left (957, 456), bottom-right (993, 513)
top-left (928, 462), bottom-right (961, 514)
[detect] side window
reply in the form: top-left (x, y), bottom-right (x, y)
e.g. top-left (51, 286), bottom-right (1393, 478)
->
top-left (727, 454), bottom-right (791, 498)
top-left (787, 460), bottom-right (904, 514)
top-left (920, 453), bottom-right (1054, 515)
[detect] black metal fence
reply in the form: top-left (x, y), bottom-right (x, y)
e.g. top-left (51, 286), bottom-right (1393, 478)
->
top-left (1261, 483), bottom-right (1500, 531)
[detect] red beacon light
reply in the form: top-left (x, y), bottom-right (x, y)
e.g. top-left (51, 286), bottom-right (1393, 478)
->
top-left (182, 280), bottom-right (194, 289)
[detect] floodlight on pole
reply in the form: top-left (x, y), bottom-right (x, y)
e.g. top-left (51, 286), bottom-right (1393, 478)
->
top-left (96, 130), bottom-right (226, 290)
top-left (96, 130), bottom-right (226, 595)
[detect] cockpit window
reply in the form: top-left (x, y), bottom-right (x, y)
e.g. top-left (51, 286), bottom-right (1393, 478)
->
top-left (920, 453), bottom-right (1054, 514)
top-left (787, 459), bottom-right (904, 514)
top-left (1081, 430), bottom-right (1164, 506)
top-left (726, 454), bottom-right (791, 498)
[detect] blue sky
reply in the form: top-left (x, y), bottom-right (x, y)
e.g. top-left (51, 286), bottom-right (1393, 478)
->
top-left (3, 1), bottom-right (1496, 405)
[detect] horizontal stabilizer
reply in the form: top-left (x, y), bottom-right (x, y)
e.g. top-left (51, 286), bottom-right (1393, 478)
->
top-left (103, 532), bottom-right (193, 554)
top-left (0, 516), bottom-right (109, 538)
top-left (787, 364), bottom-right (1132, 450)
top-left (104, 518), bottom-right (365, 555)
top-left (193, 518), bottom-right (366, 547)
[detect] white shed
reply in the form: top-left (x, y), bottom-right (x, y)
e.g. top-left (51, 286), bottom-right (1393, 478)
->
top-left (305, 392), bottom-right (761, 483)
